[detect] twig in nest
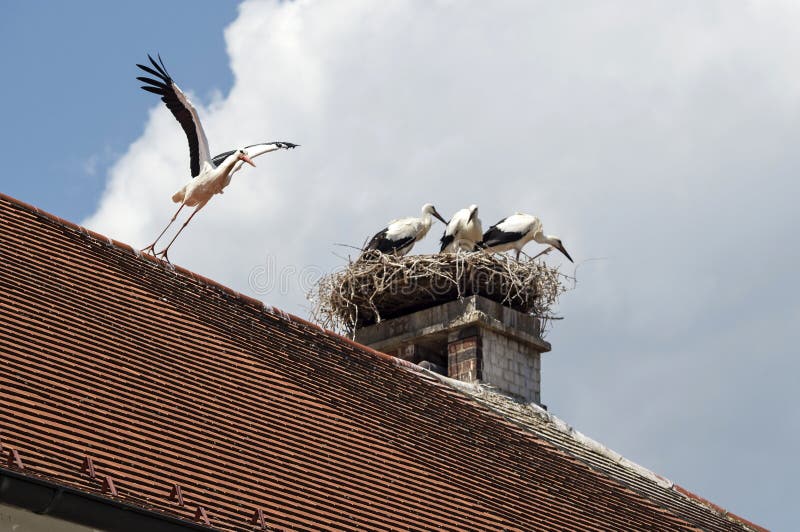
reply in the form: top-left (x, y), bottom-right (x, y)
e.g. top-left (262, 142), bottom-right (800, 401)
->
top-left (309, 251), bottom-right (570, 337)
top-left (529, 247), bottom-right (553, 260)
top-left (333, 243), bottom-right (364, 252)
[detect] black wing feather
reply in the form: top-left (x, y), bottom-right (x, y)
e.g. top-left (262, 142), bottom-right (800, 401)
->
top-left (136, 63), bottom-right (165, 79)
top-left (210, 142), bottom-right (299, 169)
top-left (249, 141), bottom-right (299, 150)
top-left (481, 217), bottom-right (525, 247)
top-left (140, 86), bottom-right (164, 95)
top-left (136, 54), bottom-right (203, 177)
top-left (439, 233), bottom-right (454, 252)
top-left (211, 150), bottom-right (236, 168)
top-left (364, 228), bottom-right (415, 254)
top-left (149, 54), bottom-right (170, 78)
top-left (365, 228), bottom-right (389, 251)
top-left (384, 236), bottom-right (416, 253)
top-left (136, 76), bottom-right (168, 89)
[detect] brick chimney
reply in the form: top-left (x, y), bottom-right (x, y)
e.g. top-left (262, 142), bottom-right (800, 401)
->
top-left (354, 295), bottom-right (550, 404)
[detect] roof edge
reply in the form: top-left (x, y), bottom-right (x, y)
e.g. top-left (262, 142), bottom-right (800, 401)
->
top-left (399, 363), bottom-right (768, 532)
top-left (672, 484), bottom-right (769, 532)
top-left (0, 192), bottom-right (397, 367)
top-left (0, 467), bottom-right (213, 532)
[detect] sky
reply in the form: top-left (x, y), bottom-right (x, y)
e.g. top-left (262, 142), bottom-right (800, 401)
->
top-left (1, 1), bottom-right (798, 529)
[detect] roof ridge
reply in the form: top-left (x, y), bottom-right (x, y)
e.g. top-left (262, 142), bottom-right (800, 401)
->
top-left (0, 191), bottom-right (397, 366)
top-left (405, 367), bottom-right (675, 484)
top-left (399, 364), bottom-right (766, 532)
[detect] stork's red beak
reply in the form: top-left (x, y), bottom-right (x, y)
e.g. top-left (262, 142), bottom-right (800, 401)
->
top-left (240, 153), bottom-right (256, 167)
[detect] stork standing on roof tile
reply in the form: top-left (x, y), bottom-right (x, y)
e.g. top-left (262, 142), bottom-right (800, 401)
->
top-left (440, 204), bottom-right (483, 253)
top-left (136, 54), bottom-right (298, 262)
top-left (481, 212), bottom-right (573, 262)
top-left (361, 204), bottom-right (447, 257)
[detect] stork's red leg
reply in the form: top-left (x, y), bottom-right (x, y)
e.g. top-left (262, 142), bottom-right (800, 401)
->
top-left (155, 201), bottom-right (207, 261)
top-left (142, 203), bottom-right (184, 256)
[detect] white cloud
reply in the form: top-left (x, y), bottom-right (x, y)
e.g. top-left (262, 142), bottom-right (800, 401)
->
top-left (83, 1), bottom-right (800, 527)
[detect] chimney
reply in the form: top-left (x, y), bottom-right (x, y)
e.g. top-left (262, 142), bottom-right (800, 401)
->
top-left (354, 295), bottom-right (550, 405)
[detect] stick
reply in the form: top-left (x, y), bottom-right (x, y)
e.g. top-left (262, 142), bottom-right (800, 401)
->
top-left (528, 247), bottom-right (553, 260)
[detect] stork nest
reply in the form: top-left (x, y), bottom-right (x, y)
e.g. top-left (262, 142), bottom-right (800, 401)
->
top-left (309, 251), bottom-right (569, 336)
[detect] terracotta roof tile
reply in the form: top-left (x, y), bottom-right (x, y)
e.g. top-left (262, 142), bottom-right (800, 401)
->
top-left (424, 374), bottom-right (763, 532)
top-left (0, 193), bottom-right (761, 531)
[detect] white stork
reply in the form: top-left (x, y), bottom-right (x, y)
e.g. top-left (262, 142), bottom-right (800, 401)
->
top-left (136, 54), bottom-right (298, 261)
top-left (482, 213), bottom-right (573, 262)
top-left (440, 204), bottom-right (483, 253)
top-left (362, 204), bottom-right (447, 257)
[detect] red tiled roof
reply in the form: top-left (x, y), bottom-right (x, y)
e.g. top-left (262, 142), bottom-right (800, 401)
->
top-left (0, 193), bottom-right (762, 531)
top-left (440, 378), bottom-right (765, 532)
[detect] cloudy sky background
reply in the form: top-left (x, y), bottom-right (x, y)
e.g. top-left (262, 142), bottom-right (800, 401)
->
top-left (3, 1), bottom-right (798, 528)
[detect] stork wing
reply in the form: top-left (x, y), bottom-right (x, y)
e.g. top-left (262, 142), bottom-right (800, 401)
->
top-left (439, 233), bottom-right (455, 252)
top-left (244, 141), bottom-right (299, 158)
top-left (482, 214), bottom-right (537, 247)
top-left (211, 142), bottom-right (299, 174)
top-left (137, 54), bottom-right (211, 177)
top-left (364, 227), bottom-right (416, 254)
top-left (364, 228), bottom-right (389, 251)
top-left (481, 217), bottom-right (518, 247)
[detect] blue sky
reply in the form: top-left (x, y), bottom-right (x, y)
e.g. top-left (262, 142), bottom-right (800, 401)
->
top-left (0, 1), bottom-right (237, 220)
top-left (2, 2), bottom-right (798, 530)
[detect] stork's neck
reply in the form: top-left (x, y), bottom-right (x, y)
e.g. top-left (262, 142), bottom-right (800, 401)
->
top-left (222, 153), bottom-right (239, 170)
top-left (534, 233), bottom-right (559, 246)
top-left (420, 212), bottom-right (433, 230)
top-left (414, 212), bottom-right (434, 241)
top-left (212, 153), bottom-right (240, 180)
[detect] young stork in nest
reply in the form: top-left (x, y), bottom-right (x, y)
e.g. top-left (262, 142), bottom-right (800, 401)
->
top-left (135, 54), bottom-right (298, 262)
top-left (482, 212), bottom-right (573, 262)
top-left (362, 203), bottom-right (447, 257)
top-left (440, 204), bottom-right (483, 252)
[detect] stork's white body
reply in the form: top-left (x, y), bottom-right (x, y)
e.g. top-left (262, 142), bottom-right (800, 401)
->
top-left (482, 213), bottom-right (573, 262)
top-left (172, 161), bottom-right (233, 208)
top-left (171, 143), bottom-right (289, 207)
top-left (363, 204), bottom-right (446, 257)
top-left (484, 213), bottom-right (542, 254)
top-left (441, 205), bottom-right (483, 252)
top-left (385, 216), bottom-right (434, 256)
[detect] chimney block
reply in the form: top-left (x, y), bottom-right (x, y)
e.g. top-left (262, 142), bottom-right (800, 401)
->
top-left (355, 295), bottom-right (551, 404)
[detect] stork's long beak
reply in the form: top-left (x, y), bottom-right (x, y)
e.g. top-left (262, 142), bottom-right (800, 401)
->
top-left (556, 244), bottom-right (574, 263)
top-left (432, 208), bottom-right (447, 224)
top-left (240, 153), bottom-right (256, 167)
